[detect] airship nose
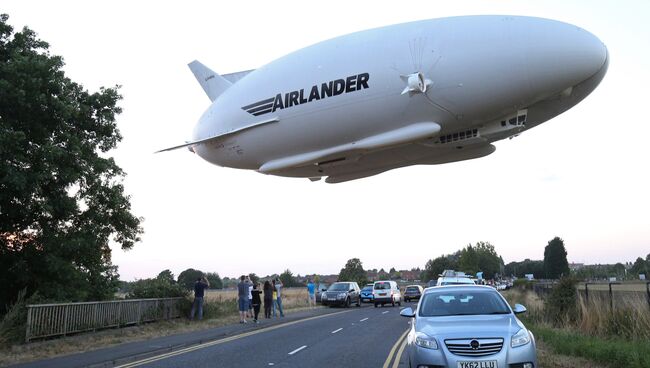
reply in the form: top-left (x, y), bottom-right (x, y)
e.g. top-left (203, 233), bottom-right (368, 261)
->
top-left (523, 18), bottom-right (608, 94)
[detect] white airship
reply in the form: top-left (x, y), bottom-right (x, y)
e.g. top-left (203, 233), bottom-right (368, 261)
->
top-left (159, 15), bottom-right (608, 183)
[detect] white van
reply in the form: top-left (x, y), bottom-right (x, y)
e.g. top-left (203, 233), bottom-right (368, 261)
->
top-left (372, 280), bottom-right (401, 307)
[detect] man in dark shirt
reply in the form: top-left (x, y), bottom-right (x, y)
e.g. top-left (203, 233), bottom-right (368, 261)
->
top-left (190, 276), bottom-right (210, 320)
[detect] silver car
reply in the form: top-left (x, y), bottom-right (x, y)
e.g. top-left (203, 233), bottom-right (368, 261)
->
top-left (400, 285), bottom-right (536, 368)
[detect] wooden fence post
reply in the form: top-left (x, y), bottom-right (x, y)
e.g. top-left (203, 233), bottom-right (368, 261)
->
top-left (25, 306), bottom-right (32, 343)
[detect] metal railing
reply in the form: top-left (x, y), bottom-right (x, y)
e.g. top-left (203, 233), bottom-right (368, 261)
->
top-left (25, 297), bottom-right (184, 342)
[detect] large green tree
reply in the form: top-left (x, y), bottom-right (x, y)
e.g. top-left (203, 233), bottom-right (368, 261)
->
top-left (421, 254), bottom-right (458, 282)
top-left (205, 272), bottom-right (223, 289)
top-left (0, 14), bottom-right (142, 310)
top-left (177, 268), bottom-right (203, 290)
top-left (338, 258), bottom-right (368, 286)
top-left (543, 237), bottom-right (570, 279)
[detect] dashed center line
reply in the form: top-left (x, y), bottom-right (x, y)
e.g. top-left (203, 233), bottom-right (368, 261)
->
top-left (360, 317), bottom-right (369, 322)
top-left (382, 311), bottom-right (389, 314)
top-left (288, 345), bottom-right (307, 355)
top-left (331, 328), bottom-right (343, 334)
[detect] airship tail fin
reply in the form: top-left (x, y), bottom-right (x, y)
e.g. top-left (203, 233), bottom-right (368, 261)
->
top-left (188, 60), bottom-right (232, 102)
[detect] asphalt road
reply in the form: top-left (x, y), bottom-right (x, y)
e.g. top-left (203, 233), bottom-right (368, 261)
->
top-left (14, 302), bottom-right (415, 368)
top-left (117, 303), bottom-right (411, 368)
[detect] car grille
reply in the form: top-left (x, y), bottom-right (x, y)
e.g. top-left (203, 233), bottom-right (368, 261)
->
top-left (444, 338), bottom-right (503, 357)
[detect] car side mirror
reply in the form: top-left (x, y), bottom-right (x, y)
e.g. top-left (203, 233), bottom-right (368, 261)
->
top-left (513, 304), bottom-right (527, 314)
top-left (400, 307), bottom-right (416, 318)
top-left (350, 289), bottom-right (354, 292)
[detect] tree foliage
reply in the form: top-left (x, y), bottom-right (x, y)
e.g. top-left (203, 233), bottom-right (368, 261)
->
top-left (458, 242), bottom-right (503, 279)
top-left (630, 257), bottom-right (649, 277)
top-left (504, 259), bottom-right (545, 278)
top-left (338, 258), bottom-right (368, 286)
top-left (127, 270), bottom-right (187, 299)
top-left (156, 270), bottom-right (175, 284)
top-left (0, 14), bottom-right (142, 311)
top-left (177, 268), bottom-right (203, 290)
top-left (205, 272), bottom-right (223, 289)
top-left (280, 269), bottom-right (299, 287)
top-left (543, 237), bottom-right (570, 279)
top-left (421, 253), bottom-right (458, 282)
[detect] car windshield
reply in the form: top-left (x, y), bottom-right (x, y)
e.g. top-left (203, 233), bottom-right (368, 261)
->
top-left (406, 287), bottom-right (420, 292)
top-left (328, 283), bottom-right (350, 291)
top-left (419, 290), bottom-right (511, 317)
top-left (374, 282), bottom-right (391, 290)
top-left (361, 286), bottom-right (373, 292)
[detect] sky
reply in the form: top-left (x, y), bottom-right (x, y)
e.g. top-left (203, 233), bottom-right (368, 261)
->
top-left (3, 1), bottom-right (650, 281)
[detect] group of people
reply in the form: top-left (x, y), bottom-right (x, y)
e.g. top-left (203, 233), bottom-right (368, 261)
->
top-left (190, 275), bottom-right (318, 323)
top-left (237, 275), bottom-right (285, 324)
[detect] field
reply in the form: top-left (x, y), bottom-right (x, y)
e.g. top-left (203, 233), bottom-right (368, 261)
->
top-left (575, 281), bottom-right (649, 292)
top-left (502, 286), bottom-right (650, 368)
top-left (203, 287), bottom-right (312, 309)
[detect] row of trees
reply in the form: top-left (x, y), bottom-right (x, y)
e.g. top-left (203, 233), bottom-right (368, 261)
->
top-left (420, 242), bottom-right (504, 281)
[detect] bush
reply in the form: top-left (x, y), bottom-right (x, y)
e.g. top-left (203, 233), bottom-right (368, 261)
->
top-left (0, 289), bottom-right (28, 345)
top-left (544, 276), bottom-right (578, 325)
top-left (180, 297), bottom-right (238, 320)
top-left (513, 279), bottom-right (537, 290)
top-left (126, 278), bottom-right (188, 299)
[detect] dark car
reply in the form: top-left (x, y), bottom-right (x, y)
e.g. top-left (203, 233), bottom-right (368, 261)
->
top-left (403, 285), bottom-right (423, 302)
top-left (321, 282), bottom-right (361, 307)
top-left (315, 283), bottom-right (329, 303)
top-left (360, 283), bottom-right (374, 302)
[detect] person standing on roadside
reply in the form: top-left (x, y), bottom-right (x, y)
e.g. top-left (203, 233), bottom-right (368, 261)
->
top-left (263, 280), bottom-right (273, 318)
top-left (271, 280), bottom-right (278, 318)
top-left (237, 275), bottom-right (249, 323)
top-left (190, 276), bottom-right (210, 320)
top-left (251, 283), bottom-right (262, 323)
top-left (306, 278), bottom-right (315, 308)
top-left (275, 278), bottom-right (285, 317)
top-left (246, 276), bottom-right (253, 318)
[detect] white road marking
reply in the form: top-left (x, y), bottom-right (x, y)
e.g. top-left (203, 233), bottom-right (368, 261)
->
top-left (288, 345), bottom-right (308, 355)
top-left (331, 328), bottom-right (343, 334)
top-left (268, 364), bottom-right (274, 366)
top-left (360, 317), bottom-right (369, 322)
top-left (382, 311), bottom-right (389, 314)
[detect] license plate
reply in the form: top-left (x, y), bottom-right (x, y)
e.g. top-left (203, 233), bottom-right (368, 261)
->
top-left (379, 293), bottom-right (386, 296)
top-left (458, 361), bottom-right (497, 368)
top-left (328, 297), bottom-right (336, 301)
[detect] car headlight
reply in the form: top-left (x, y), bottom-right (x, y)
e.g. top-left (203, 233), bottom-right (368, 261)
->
top-left (511, 328), bottom-right (531, 348)
top-left (415, 332), bottom-right (439, 350)
top-left (337, 292), bottom-right (347, 299)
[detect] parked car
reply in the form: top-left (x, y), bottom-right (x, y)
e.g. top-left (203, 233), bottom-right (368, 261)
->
top-left (427, 279), bottom-right (438, 288)
top-left (436, 270), bottom-right (476, 286)
top-left (400, 285), bottom-right (537, 368)
top-left (315, 283), bottom-right (329, 303)
top-left (373, 280), bottom-right (402, 307)
top-left (360, 283), bottom-right (374, 302)
top-left (403, 284), bottom-right (424, 302)
top-left (321, 282), bottom-right (361, 307)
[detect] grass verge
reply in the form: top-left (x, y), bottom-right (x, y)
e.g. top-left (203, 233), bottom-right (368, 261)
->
top-left (526, 322), bottom-right (650, 368)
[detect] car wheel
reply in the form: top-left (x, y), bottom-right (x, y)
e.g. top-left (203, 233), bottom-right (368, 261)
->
top-left (374, 303), bottom-right (378, 308)
top-left (397, 301), bottom-right (401, 307)
top-left (356, 299), bottom-right (361, 307)
top-left (391, 300), bottom-right (395, 307)
top-left (404, 298), bottom-right (409, 302)
top-left (345, 298), bottom-right (350, 308)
